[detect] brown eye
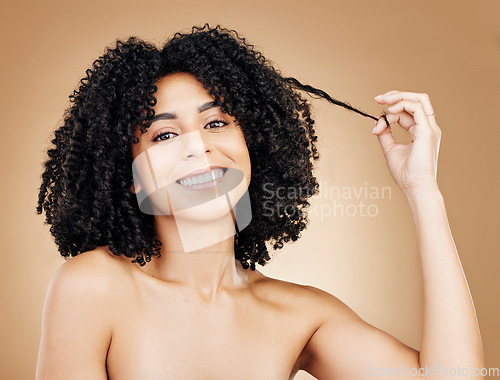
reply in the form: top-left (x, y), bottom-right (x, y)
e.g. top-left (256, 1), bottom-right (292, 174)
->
top-left (153, 131), bottom-right (177, 142)
top-left (206, 119), bottom-right (229, 129)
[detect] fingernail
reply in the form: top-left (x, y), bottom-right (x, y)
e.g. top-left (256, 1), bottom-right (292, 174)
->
top-left (387, 105), bottom-right (394, 111)
top-left (372, 125), bottom-right (377, 134)
top-left (374, 95), bottom-right (383, 100)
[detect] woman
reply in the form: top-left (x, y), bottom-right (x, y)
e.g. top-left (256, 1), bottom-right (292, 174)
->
top-left (36, 24), bottom-right (484, 379)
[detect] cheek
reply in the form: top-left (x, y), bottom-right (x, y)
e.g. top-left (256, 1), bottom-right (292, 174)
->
top-left (223, 138), bottom-right (251, 187)
top-left (132, 141), bottom-right (182, 195)
top-left (219, 134), bottom-right (250, 166)
top-left (147, 142), bottom-right (184, 188)
top-left (240, 146), bottom-right (252, 185)
top-left (233, 140), bottom-right (251, 184)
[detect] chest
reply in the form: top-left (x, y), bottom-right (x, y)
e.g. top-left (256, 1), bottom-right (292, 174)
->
top-left (105, 284), bottom-right (310, 379)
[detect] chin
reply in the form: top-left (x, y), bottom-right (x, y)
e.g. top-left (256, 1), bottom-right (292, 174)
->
top-left (171, 183), bottom-right (248, 224)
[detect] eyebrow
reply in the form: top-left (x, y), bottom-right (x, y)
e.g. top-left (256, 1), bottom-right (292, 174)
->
top-left (150, 101), bottom-right (219, 123)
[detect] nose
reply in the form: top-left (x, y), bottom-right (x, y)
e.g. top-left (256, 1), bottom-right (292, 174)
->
top-left (181, 130), bottom-right (211, 160)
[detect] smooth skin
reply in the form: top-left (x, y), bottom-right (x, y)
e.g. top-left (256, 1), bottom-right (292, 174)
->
top-left (36, 75), bottom-right (484, 379)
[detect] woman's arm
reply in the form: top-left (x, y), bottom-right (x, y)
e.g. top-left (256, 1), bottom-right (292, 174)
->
top-left (36, 251), bottom-right (113, 379)
top-left (404, 185), bottom-right (484, 373)
top-left (300, 91), bottom-right (484, 379)
top-left (373, 91), bottom-right (484, 374)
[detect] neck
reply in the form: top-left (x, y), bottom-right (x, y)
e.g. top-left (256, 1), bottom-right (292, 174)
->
top-left (135, 212), bottom-right (252, 301)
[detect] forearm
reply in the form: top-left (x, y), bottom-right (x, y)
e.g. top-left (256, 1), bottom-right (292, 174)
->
top-left (404, 186), bottom-right (484, 374)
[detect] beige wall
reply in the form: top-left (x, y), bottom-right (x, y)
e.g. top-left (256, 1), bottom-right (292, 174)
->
top-left (1, 0), bottom-right (499, 378)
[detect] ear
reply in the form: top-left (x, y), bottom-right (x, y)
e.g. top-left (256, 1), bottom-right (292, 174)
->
top-left (129, 181), bottom-right (142, 194)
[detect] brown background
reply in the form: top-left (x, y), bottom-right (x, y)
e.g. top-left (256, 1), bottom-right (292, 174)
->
top-left (1, 0), bottom-right (499, 379)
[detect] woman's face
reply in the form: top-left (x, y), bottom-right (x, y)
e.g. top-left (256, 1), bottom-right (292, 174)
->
top-left (130, 72), bottom-right (251, 222)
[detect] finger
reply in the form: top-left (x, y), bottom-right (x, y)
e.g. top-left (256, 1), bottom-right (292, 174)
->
top-left (374, 90), bottom-right (399, 104)
top-left (372, 110), bottom-right (414, 134)
top-left (385, 91), bottom-right (435, 115)
top-left (387, 100), bottom-right (432, 131)
top-left (376, 91), bottom-right (432, 107)
top-left (375, 123), bottom-right (397, 156)
top-left (375, 91), bottom-right (437, 125)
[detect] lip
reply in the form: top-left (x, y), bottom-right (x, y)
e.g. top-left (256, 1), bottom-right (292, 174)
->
top-left (176, 166), bottom-right (227, 183)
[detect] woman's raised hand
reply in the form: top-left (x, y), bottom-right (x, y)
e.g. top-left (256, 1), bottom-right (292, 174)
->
top-left (372, 91), bottom-right (442, 196)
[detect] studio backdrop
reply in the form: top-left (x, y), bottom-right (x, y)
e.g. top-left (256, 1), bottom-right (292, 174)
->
top-left (1, 0), bottom-right (499, 379)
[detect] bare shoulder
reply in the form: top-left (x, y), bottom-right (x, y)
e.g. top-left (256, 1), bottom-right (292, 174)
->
top-left (55, 245), bottom-right (126, 273)
top-left (42, 245), bottom-right (131, 329)
top-left (36, 246), bottom-right (131, 379)
top-left (43, 245), bottom-right (126, 325)
top-left (259, 277), bottom-right (420, 378)
top-left (250, 272), bottom-right (358, 321)
top-left (51, 245), bottom-right (134, 293)
top-left (253, 275), bottom-right (419, 378)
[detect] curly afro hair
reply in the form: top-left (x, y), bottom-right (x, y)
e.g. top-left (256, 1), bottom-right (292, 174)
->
top-left (37, 23), bottom-right (383, 270)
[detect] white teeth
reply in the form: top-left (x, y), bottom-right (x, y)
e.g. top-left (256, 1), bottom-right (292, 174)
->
top-left (179, 168), bottom-right (225, 187)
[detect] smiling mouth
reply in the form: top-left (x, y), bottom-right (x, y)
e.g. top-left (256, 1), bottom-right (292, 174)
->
top-left (175, 167), bottom-right (228, 188)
